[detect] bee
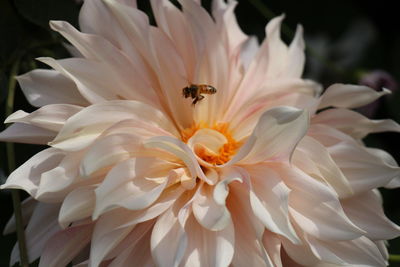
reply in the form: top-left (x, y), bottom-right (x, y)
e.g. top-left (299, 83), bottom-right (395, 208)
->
top-left (182, 84), bottom-right (217, 105)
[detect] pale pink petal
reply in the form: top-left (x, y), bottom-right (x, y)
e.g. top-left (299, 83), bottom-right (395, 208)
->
top-left (108, 222), bottom-right (154, 267)
top-left (59, 185), bottom-right (96, 228)
top-left (319, 84), bottom-right (390, 109)
top-left (5, 104), bottom-right (82, 132)
top-left (39, 223), bottom-right (94, 267)
top-left (151, 204), bottom-right (189, 267)
top-left (79, 134), bottom-right (141, 177)
top-left (272, 163), bottom-right (365, 241)
top-left (307, 124), bottom-right (354, 147)
top-left (286, 25), bottom-right (305, 78)
top-left (150, 0), bottom-right (197, 79)
top-left (50, 100), bottom-right (176, 151)
top-left (292, 136), bottom-right (353, 198)
top-left (212, 0), bottom-right (248, 59)
top-left (228, 181), bottom-right (273, 267)
top-left (50, 20), bottom-right (160, 107)
top-left (0, 122), bottom-right (56, 144)
top-left (37, 57), bottom-right (133, 104)
top-left (312, 108), bottom-right (400, 139)
top-left (89, 212), bottom-right (136, 267)
top-left (341, 190), bottom-right (400, 240)
top-left (4, 197), bottom-right (36, 235)
top-left (79, 0), bottom-right (139, 57)
top-left (16, 69), bottom-right (88, 107)
top-left (307, 236), bottom-right (387, 266)
top-left (0, 148), bottom-right (65, 196)
top-left (281, 236), bottom-right (319, 266)
top-left (192, 183), bottom-right (232, 231)
top-left (144, 136), bottom-right (215, 185)
top-left (225, 106), bottom-right (308, 165)
top-left (181, 214), bottom-right (234, 267)
top-left (262, 231), bottom-right (283, 267)
top-left (93, 158), bottom-right (174, 218)
top-left (245, 164), bottom-right (299, 243)
top-left (10, 203), bottom-right (61, 266)
top-left (328, 141), bottom-right (400, 194)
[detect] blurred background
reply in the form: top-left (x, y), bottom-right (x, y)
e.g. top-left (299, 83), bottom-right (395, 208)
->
top-left (1, 0), bottom-right (399, 266)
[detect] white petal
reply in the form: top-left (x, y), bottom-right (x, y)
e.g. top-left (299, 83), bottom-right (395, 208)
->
top-left (50, 100), bottom-right (176, 151)
top-left (16, 69), bottom-right (88, 107)
top-left (0, 123), bottom-right (56, 144)
top-left (292, 136), bottom-right (353, 198)
top-left (4, 197), bottom-right (36, 235)
top-left (151, 204), bottom-right (188, 267)
top-left (341, 190), bottom-right (400, 240)
top-left (328, 141), bottom-right (400, 194)
top-left (11, 203), bottom-right (61, 266)
top-left (39, 223), bottom-right (94, 267)
top-left (244, 165), bottom-right (299, 243)
top-left (181, 214), bottom-right (235, 267)
top-left (319, 84), bottom-right (390, 109)
top-left (59, 186), bottom-right (96, 228)
top-left (93, 158), bottom-right (171, 219)
top-left (228, 181), bottom-right (272, 267)
top-left (0, 148), bottom-right (65, 196)
top-left (5, 104), bottom-right (82, 132)
top-left (225, 106), bottom-right (309, 165)
top-left (273, 163), bottom-right (365, 241)
top-left (192, 183), bottom-right (232, 231)
top-left (307, 236), bottom-right (387, 266)
top-left (50, 20), bottom-right (160, 107)
top-left (144, 136), bottom-right (214, 185)
top-left (286, 24), bottom-right (305, 78)
top-left (313, 108), bottom-right (400, 139)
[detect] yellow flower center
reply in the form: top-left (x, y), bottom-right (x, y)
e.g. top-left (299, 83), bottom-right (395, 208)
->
top-left (181, 122), bottom-right (241, 165)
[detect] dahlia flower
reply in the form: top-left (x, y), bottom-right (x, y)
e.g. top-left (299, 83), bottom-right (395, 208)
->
top-left (2, 0), bottom-right (400, 266)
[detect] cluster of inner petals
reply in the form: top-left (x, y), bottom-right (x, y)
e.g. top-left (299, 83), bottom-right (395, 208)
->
top-left (181, 122), bottom-right (241, 165)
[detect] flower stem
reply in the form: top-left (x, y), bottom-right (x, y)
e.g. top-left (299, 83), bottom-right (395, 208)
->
top-left (390, 254), bottom-right (400, 262)
top-left (6, 59), bottom-right (29, 267)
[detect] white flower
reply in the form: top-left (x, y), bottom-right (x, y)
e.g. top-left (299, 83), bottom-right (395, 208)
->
top-left (1, 0), bottom-right (400, 266)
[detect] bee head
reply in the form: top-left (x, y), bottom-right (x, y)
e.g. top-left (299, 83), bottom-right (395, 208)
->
top-left (182, 86), bottom-right (191, 98)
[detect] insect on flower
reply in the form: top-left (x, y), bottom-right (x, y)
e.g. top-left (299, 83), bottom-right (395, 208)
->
top-left (182, 84), bottom-right (217, 105)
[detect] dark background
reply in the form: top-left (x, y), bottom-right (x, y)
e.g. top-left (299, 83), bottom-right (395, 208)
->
top-left (1, 0), bottom-right (399, 266)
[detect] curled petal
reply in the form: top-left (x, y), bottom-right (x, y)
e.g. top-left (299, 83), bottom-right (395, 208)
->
top-left (16, 69), bottom-right (88, 107)
top-left (312, 108), bottom-right (400, 139)
top-left (0, 123), bottom-right (56, 144)
top-left (319, 84), bottom-right (390, 109)
top-left (225, 106), bottom-right (309, 165)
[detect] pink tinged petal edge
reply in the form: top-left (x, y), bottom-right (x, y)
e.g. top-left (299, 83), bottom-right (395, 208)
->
top-left (341, 190), bottom-right (400, 240)
top-left (328, 141), bottom-right (400, 194)
top-left (292, 136), bottom-right (353, 198)
top-left (224, 106), bottom-right (309, 166)
top-left (49, 100), bottom-right (177, 151)
top-left (0, 122), bottom-right (56, 144)
top-left (0, 148), bottom-right (65, 196)
top-left (319, 83), bottom-right (390, 109)
top-left (5, 104), bottom-right (82, 132)
top-left (312, 108), bottom-right (400, 139)
top-left (16, 69), bottom-right (89, 107)
top-left (39, 223), bottom-right (94, 267)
